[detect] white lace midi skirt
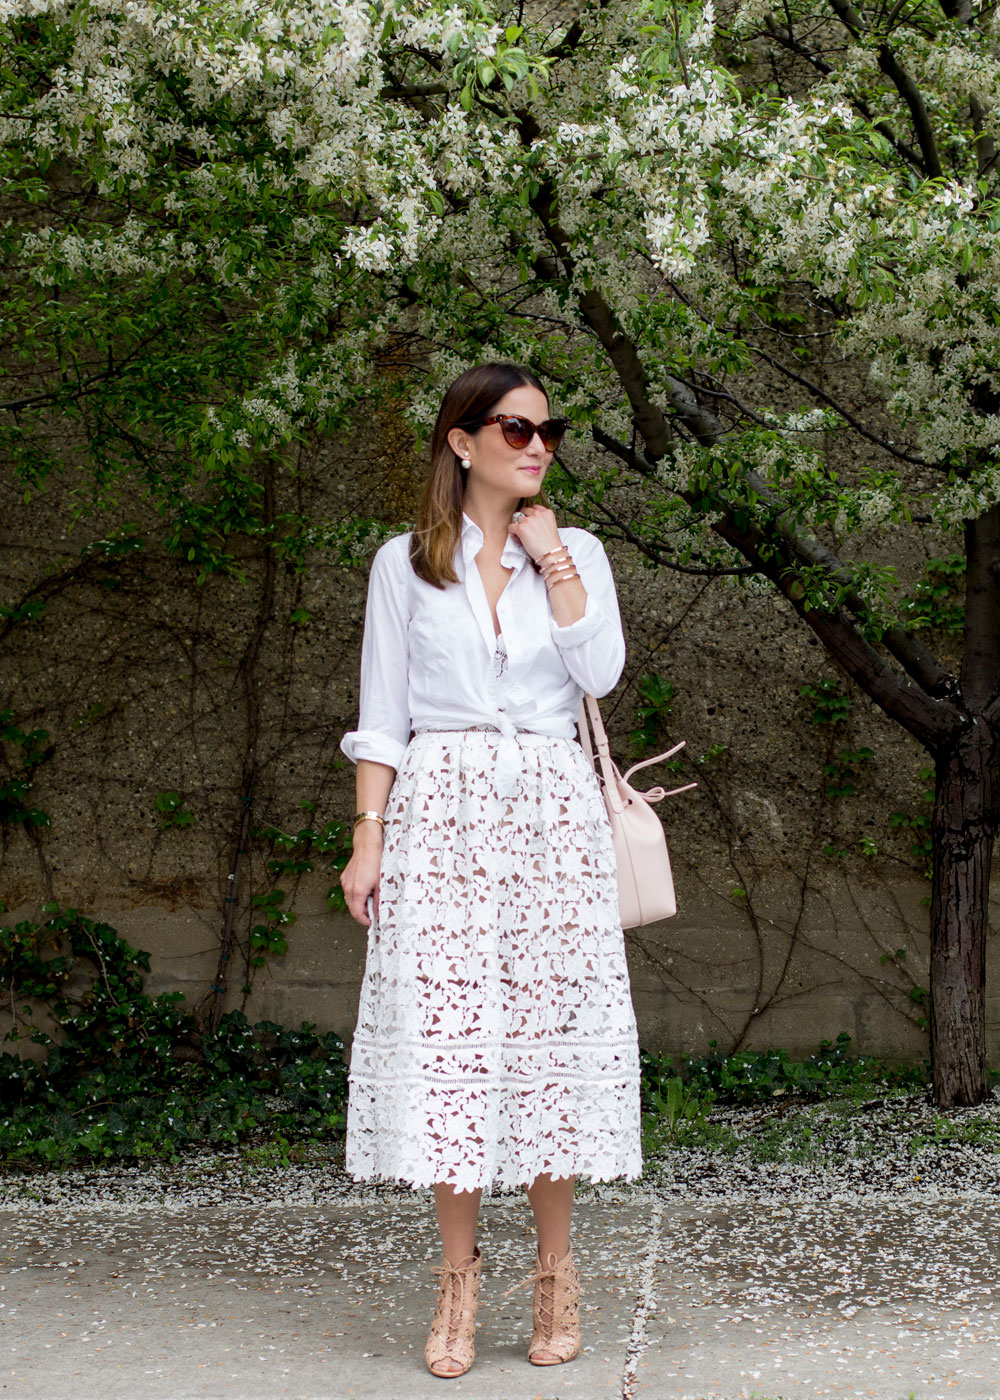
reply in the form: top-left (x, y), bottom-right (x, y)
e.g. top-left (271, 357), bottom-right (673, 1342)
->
top-left (345, 727), bottom-right (643, 1194)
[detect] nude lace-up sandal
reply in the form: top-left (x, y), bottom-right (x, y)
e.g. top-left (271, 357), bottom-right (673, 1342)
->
top-left (424, 1246), bottom-right (482, 1378)
top-left (527, 1245), bottom-right (581, 1365)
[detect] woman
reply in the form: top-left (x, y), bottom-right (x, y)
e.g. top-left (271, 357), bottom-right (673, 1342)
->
top-left (338, 362), bottom-right (641, 1378)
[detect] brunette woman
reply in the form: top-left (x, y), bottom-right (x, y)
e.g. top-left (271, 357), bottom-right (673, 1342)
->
top-left (338, 363), bottom-right (641, 1378)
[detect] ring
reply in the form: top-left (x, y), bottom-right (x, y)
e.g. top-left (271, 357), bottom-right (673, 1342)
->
top-left (511, 511), bottom-right (525, 522)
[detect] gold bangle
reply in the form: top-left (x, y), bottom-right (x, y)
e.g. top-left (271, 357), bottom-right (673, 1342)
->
top-left (546, 570), bottom-right (581, 590)
top-left (542, 559), bottom-right (576, 577)
top-left (536, 544), bottom-right (569, 564)
top-left (353, 810), bottom-right (385, 829)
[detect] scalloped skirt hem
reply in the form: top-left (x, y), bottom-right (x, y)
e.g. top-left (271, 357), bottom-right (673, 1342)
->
top-left (343, 1157), bottom-right (646, 1196)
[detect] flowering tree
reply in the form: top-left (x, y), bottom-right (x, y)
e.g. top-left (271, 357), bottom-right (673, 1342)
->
top-left (3, 0), bottom-right (999, 1103)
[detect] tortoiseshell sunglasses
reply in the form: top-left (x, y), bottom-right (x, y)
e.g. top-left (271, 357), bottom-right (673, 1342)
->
top-left (461, 413), bottom-right (566, 451)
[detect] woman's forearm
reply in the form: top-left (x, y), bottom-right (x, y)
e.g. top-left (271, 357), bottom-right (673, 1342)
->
top-left (355, 758), bottom-right (396, 823)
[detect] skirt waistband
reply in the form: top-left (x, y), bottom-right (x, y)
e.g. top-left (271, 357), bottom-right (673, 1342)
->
top-left (408, 726), bottom-right (572, 799)
top-left (413, 724), bottom-right (504, 735)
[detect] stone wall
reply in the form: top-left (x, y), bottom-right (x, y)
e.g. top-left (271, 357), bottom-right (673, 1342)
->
top-left (2, 422), bottom-right (997, 1064)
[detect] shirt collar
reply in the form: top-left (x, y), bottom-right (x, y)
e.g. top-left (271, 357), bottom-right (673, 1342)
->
top-left (461, 511), bottom-right (528, 572)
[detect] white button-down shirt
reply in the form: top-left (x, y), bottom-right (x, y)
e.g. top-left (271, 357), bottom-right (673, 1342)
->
top-left (340, 512), bottom-right (626, 783)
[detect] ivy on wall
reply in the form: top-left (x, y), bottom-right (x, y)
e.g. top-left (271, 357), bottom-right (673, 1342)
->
top-left (0, 905), bottom-right (347, 1166)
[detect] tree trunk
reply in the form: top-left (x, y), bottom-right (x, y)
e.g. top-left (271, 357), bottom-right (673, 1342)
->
top-left (930, 728), bottom-right (998, 1106)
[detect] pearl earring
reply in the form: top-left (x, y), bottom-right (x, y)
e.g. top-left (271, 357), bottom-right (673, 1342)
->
top-left (460, 454), bottom-right (471, 470)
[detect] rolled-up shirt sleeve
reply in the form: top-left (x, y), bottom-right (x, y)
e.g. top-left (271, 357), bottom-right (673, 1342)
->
top-left (548, 532), bottom-right (626, 697)
top-left (340, 539), bottom-right (410, 771)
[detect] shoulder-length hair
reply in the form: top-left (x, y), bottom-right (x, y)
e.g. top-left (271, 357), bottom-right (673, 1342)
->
top-left (409, 363), bottom-right (554, 588)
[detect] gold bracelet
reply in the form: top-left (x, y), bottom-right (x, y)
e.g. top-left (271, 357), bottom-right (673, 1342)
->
top-left (536, 544), bottom-right (569, 564)
top-left (546, 569), bottom-right (581, 590)
top-left (542, 559), bottom-right (577, 578)
top-left (353, 810), bottom-right (386, 829)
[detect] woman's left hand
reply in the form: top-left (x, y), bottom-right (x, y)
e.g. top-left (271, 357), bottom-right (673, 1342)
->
top-left (507, 504), bottom-right (562, 563)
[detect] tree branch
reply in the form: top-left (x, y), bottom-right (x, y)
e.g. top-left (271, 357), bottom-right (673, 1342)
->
top-left (745, 339), bottom-right (929, 468)
top-left (970, 95), bottom-right (998, 184)
top-left (711, 508), bottom-right (963, 749)
top-left (586, 428), bottom-right (756, 577)
top-left (825, 0), bottom-right (944, 178)
top-left (762, 13), bottom-right (925, 174)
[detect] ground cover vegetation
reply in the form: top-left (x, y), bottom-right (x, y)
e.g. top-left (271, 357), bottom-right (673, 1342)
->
top-left (2, 0), bottom-right (1000, 1108)
top-left (0, 907), bottom-right (348, 1165)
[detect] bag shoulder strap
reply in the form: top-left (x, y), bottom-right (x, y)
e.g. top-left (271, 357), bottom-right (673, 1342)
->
top-left (578, 694), bottom-right (697, 807)
top-left (578, 691), bottom-right (625, 814)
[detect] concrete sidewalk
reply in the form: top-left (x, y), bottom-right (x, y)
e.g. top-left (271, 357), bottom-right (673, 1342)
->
top-left (2, 1186), bottom-right (998, 1399)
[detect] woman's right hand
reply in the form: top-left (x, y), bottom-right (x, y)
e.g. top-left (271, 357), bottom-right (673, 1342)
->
top-left (340, 824), bottom-right (383, 927)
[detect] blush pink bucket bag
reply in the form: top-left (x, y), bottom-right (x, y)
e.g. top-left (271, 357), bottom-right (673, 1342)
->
top-left (578, 692), bottom-right (697, 928)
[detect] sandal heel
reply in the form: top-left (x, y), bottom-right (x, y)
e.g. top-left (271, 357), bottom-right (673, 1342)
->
top-left (527, 1245), bottom-right (581, 1366)
top-left (424, 1246), bottom-right (482, 1378)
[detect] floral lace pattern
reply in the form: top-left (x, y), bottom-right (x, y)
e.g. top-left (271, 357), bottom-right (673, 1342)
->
top-left (346, 728), bottom-right (642, 1193)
